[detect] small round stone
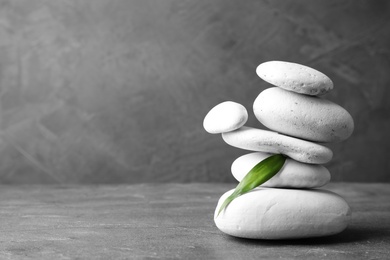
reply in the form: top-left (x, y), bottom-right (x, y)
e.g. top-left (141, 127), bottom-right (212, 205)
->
top-left (253, 87), bottom-right (354, 143)
top-left (256, 61), bottom-right (333, 96)
top-left (232, 152), bottom-right (330, 188)
top-left (222, 126), bottom-right (333, 164)
top-left (203, 101), bottom-right (248, 134)
top-left (214, 188), bottom-right (351, 239)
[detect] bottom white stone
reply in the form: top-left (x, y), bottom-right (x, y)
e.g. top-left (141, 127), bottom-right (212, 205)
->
top-left (214, 188), bottom-right (351, 239)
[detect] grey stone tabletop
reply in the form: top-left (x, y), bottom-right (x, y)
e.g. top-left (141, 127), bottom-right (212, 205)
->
top-left (0, 183), bottom-right (389, 259)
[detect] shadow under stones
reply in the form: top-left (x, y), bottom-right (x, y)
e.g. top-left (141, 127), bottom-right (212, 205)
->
top-left (226, 226), bottom-right (390, 246)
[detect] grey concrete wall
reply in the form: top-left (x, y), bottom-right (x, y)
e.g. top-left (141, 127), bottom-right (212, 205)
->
top-left (0, 0), bottom-right (389, 183)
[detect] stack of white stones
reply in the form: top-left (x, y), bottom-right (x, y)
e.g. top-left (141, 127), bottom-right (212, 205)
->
top-left (203, 61), bottom-right (354, 240)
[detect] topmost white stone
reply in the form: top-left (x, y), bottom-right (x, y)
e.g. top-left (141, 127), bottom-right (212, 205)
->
top-left (256, 61), bottom-right (333, 96)
top-left (203, 101), bottom-right (248, 134)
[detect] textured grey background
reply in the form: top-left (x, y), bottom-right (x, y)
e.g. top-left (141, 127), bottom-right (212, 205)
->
top-left (0, 0), bottom-right (389, 184)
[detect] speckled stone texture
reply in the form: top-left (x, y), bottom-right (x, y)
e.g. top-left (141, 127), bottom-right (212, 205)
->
top-left (0, 183), bottom-right (389, 259)
top-left (0, 0), bottom-right (389, 183)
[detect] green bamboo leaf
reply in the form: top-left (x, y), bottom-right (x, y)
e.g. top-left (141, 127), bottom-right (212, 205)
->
top-left (217, 154), bottom-right (286, 216)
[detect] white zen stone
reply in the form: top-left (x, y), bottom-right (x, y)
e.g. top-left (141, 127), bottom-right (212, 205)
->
top-left (253, 87), bottom-right (354, 143)
top-left (214, 188), bottom-right (351, 239)
top-left (203, 101), bottom-right (248, 134)
top-left (232, 152), bottom-right (330, 188)
top-left (222, 126), bottom-right (333, 164)
top-left (256, 61), bottom-right (333, 96)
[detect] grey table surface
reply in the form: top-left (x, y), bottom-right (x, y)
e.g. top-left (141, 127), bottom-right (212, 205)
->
top-left (0, 183), bottom-right (389, 259)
